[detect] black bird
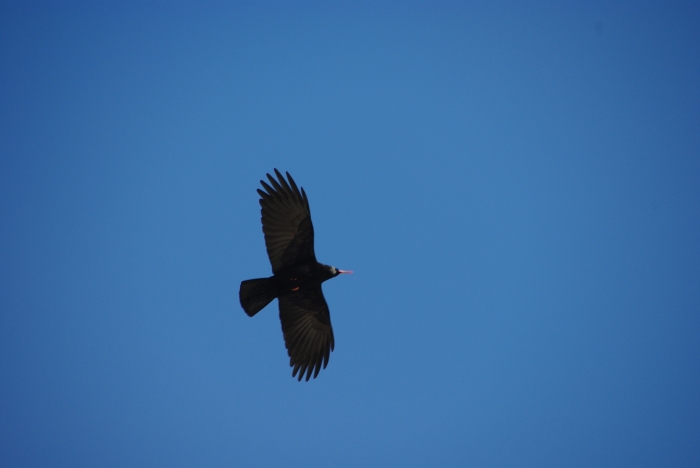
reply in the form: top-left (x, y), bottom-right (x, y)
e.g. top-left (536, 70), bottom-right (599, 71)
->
top-left (239, 169), bottom-right (351, 381)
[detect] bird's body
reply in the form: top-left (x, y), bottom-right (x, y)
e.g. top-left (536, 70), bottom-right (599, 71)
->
top-left (274, 263), bottom-right (341, 294)
top-left (239, 169), bottom-right (350, 381)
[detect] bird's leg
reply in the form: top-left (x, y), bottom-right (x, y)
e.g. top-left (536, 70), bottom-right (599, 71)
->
top-left (290, 277), bottom-right (299, 292)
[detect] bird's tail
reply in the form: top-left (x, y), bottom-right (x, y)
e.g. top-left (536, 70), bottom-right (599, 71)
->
top-left (239, 277), bottom-right (278, 317)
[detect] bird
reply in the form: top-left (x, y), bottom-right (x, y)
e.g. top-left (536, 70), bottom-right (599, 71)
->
top-left (239, 169), bottom-right (352, 381)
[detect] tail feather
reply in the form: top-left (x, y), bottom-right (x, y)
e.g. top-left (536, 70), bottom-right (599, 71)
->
top-left (239, 277), bottom-right (277, 317)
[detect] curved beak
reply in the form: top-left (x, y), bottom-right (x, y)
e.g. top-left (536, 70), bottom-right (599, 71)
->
top-left (337, 269), bottom-right (353, 274)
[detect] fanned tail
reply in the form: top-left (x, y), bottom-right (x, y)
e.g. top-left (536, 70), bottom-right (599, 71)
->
top-left (239, 277), bottom-right (277, 317)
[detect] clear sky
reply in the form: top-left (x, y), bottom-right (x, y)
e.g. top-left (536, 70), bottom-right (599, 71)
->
top-left (1, 2), bottom-right (699, 467)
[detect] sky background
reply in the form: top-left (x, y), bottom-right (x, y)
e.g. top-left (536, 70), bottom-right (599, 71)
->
top-left (1, 2), bottom-right (699, 467)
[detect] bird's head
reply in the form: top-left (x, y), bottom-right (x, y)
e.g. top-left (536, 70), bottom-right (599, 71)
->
top-left (328, 265), bottom-right (353, 278)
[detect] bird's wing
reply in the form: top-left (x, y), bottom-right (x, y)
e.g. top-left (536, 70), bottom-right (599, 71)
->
top-left (257, 169), bottom-right (316, 274)
top-left (278, 286), bottom-right (335, 381)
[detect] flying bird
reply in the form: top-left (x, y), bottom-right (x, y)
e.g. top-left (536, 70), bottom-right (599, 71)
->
top-left (239, 169), bottom-right (351, 381)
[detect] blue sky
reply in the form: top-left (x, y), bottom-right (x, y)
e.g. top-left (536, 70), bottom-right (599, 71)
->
top-left (1, 2), bottom-right (699, 467)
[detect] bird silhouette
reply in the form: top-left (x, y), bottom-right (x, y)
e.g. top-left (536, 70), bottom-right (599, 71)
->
top-left (239, 169), bottom-right (351, 381)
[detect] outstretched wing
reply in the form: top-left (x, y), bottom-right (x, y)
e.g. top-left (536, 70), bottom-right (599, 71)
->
top-left (257, 169), bottom-right (316, 274)
top-left (278, 287), bottom-right (335, 381)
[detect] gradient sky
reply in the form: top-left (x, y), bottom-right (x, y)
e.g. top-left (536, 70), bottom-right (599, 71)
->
top-left (1, 2), bottom-right (699, 467)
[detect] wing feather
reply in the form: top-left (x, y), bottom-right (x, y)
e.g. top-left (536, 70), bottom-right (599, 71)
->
top-left (257, 170), bottom-right (315, 273)
top-left (278, 287), bottom-right (335, 381)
